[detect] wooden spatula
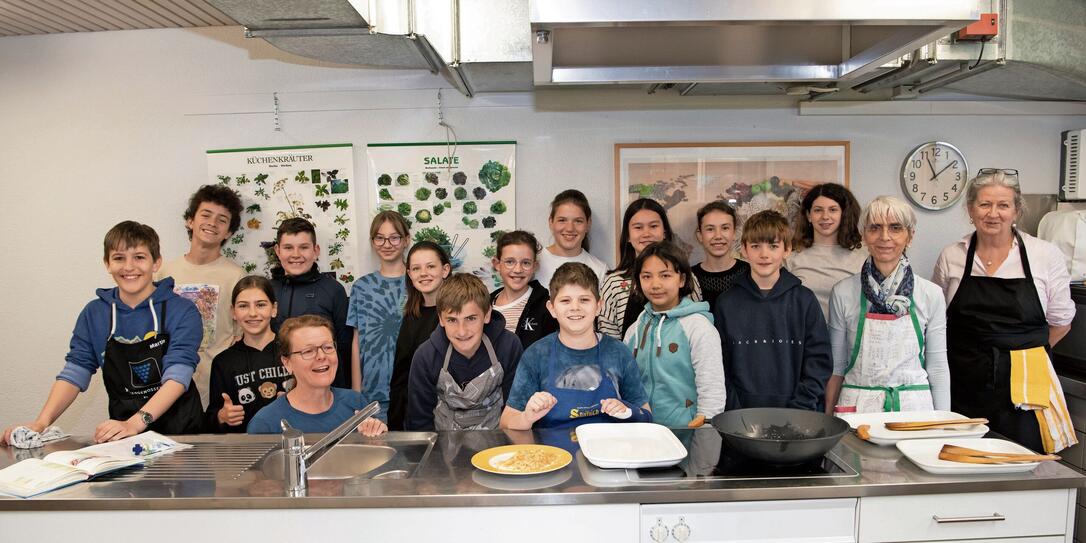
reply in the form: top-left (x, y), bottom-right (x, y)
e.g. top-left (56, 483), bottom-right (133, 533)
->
top-left (885, 418), bottom-right (989, 431)
top-left (938, 444), bottom-right (1059, 464)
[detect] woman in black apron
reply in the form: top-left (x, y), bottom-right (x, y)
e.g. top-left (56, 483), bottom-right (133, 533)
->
top-left (945, 231), bottom-right (1047, 451)
top-left (937, 169), bottom-right (1075, 452)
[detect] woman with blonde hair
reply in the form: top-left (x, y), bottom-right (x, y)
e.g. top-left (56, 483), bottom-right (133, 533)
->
top-left (933, 169), bottom-right (1076, 452)
top-left (826, 196), bottom-right (948, 414)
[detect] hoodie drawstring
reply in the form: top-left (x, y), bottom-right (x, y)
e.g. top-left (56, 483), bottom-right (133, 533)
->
top-left (109, 297), bottom-right (158, 337)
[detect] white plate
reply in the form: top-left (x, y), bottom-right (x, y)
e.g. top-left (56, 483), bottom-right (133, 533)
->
top-left (896, 438), bottom-right (1042, 475)
top-left (837, 410), bottom-right (989, 446)
top-left (575, 423), bottom-right (688, 469)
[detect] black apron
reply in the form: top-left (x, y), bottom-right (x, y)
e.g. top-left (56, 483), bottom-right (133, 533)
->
top-left (946, 231), bottom-right (1047, 451)
top-left (101, 300), bottom-right (202, 435)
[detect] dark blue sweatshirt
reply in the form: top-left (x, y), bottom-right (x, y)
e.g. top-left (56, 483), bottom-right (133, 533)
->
top-left (270, 263), bottom-right (350, 388)
top-left (713, 268), bottom-right (831, 412)
top-left (406, 311), bottom-right (523, 431)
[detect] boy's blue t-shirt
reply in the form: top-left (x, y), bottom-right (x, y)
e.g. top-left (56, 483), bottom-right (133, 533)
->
top-left (247, 387), bottom-right (377, 434)
top-left (506, 333), bottom-right (647, 412)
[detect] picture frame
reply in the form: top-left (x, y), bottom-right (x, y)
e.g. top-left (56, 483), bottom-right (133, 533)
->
top-left (614, 141), bottom-right (850, 263)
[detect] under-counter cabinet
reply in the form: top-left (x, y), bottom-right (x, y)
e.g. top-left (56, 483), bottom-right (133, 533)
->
top-left (641, 498), bottom-right (857, 542)
top-left (858, 489), bottom-right (1076, 543)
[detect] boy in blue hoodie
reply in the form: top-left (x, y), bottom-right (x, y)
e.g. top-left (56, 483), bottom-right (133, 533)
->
top-left (714, 211), bottom-right (832, 412)
top-left (2, 221), bottom-right (204, 444)
top-left (406, 273), bottom-right (523, 431)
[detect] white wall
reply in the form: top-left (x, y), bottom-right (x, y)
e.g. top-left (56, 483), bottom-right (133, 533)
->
top-left (1, 27), bottom-right (1083, 435)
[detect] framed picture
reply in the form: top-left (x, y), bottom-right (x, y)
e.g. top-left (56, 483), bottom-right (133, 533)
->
top-left (614, 141), bottom-right (850, 263)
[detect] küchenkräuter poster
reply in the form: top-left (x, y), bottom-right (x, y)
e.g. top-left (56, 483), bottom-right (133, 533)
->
top-left (367, 141), bottom-right (516, 288)
top-left (206, 143), bottom-right (360, 291)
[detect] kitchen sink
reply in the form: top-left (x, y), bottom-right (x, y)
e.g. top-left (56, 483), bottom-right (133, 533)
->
top-left (261, 444), bottom-right (397, 480)
top-left (256, 432), bottom-right (437, 481)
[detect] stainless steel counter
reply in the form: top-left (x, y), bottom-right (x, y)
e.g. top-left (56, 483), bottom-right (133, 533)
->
top-left (1, 429), bottom-right (1082, 510)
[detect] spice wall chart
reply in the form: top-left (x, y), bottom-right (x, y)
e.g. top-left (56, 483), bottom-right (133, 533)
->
top-left (367, 141), bottom-right (516, 288)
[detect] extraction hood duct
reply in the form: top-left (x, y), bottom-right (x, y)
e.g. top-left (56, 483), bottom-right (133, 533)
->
top-left (938, 0), bottom-right (1086, 101)
top-left (209, 0), bottom-right (445, 73)
top-left (529, 0), bottom-right (979, 87)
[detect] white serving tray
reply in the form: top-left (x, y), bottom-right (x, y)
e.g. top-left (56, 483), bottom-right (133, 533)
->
top-left (896, 438), bottom-right (1042, 475)
top-left (837, 410), bottom-right (989, 446)
top-left (575, 422), bottom-right (688, 469)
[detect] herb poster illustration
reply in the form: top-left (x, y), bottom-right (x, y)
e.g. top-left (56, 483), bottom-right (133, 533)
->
top-left (206, 143), bottom-right (360, 291)
top-left (367, 141), bottom-right (516, 287)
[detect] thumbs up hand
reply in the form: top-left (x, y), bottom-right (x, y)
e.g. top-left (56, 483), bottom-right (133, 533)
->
top-left (218, 393), bottom-right (246, 426)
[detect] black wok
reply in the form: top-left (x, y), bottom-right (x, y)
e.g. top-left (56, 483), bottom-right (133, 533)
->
top-left (711, 408), bottom-right (850, 466)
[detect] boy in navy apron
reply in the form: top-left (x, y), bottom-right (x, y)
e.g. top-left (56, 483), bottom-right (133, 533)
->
top-left (500, 262), bottom-right (651, 433)
top-left (2, 221), bottom-right (204, 445)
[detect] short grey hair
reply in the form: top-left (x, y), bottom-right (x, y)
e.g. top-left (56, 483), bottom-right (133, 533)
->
top-left (860, 196), bottom-right (917, 233)
top-left (966, 171), bottom-right (1025, 216)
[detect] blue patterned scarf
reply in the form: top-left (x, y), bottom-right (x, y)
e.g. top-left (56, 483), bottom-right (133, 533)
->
top-left (861, 255), bottom-right (914, 316)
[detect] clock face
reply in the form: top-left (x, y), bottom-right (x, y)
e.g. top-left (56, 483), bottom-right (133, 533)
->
top-left (900, 142), bottom-right (969, 211)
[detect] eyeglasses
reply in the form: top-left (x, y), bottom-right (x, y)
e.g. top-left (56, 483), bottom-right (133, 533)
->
top-left (373, 235), bottom-right (404, 247)
top-left (977, 168), bottom-right (1020, 185)
top-left (499, 258), bottom-right (535, 270)
top-left (288, 343), bottom-right (336, 360)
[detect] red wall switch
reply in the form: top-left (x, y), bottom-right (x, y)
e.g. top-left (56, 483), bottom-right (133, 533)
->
top-left (958, 13), bottom-right (999, 40)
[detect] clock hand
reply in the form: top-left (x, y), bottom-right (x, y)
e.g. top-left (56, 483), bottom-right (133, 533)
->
top-left (932, 160), bottom-right (958, 181)
top-left (926, 156), bottom-right (938, 181)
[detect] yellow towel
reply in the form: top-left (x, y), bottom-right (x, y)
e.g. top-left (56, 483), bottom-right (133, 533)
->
top-left (1010, 347), bottom-right (1078, 453)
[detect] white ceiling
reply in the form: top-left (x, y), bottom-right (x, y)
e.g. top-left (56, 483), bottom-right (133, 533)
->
top-left (0, 0), bottom-right (237, 37)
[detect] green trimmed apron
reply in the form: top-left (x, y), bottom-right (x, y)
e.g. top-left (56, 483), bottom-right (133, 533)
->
top-left (838, 296), bottom-right (934, 413)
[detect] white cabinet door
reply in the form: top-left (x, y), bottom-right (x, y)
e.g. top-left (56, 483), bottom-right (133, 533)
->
top-left (641, 498), bottom-right (857, 542)
top-left (858, 489), bottom-right (1072, 543)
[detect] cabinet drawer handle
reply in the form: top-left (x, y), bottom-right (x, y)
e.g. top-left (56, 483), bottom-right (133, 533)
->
top-left (932, 513), bottom-right (1006, 523)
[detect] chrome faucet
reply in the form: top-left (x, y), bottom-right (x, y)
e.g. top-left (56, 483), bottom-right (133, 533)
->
top-left (280, 401), bottom-right (381, 494)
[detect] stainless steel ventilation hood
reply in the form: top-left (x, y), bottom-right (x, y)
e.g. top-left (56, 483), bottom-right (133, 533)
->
top-left (530, 0), bottom-right (980, 87)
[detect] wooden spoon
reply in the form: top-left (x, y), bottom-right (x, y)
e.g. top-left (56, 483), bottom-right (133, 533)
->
top-left (938, 451), bottom-right (1060, 464)
top-left (940, 444), bottom-right (1044, 458)
top-left (885, 418), bottom-right (989, 431)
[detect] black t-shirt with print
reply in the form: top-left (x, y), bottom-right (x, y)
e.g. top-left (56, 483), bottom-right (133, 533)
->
top-left (203, 339), bottom-right (291, 433)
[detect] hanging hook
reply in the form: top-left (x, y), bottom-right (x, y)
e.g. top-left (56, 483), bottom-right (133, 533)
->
top-left (273, 92), bottom-right (281, 132)
top-left (437, 89), bottom-right (458, 172)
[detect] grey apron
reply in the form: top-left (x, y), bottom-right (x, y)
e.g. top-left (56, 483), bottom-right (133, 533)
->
top-left (432, 335), bottom-right (504, 430)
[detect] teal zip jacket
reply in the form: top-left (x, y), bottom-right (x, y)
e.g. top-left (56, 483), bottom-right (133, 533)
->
top-left (623, 297), bottom-right (726, 428)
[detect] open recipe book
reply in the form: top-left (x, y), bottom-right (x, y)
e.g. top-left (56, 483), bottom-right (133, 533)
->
top-left (0, 431), bottom-right (186, 498)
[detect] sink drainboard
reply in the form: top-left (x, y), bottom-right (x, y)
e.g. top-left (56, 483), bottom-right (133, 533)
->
top-left (97, 442), bottom-right (277, 481)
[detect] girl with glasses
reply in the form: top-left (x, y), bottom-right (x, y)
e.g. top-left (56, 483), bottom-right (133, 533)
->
top-left (490, 231), bottom-right (558, 350)
top-left (247, 315), bottom-right (386, 435)
top-left (346, 211), bottom-right (410, 423)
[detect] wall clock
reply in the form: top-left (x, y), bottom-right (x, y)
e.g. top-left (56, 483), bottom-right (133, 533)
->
top-left (900, 141), bottom-right (969, 211)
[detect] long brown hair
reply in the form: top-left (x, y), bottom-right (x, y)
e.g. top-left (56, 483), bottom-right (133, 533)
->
top-left (792, 183), bottom-right (863, 251)
top-left (403, 241), bottom-right (450, 318)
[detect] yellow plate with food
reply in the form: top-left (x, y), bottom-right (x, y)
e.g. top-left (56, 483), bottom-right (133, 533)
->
top-left (471, 445), bottom-right (573, 476)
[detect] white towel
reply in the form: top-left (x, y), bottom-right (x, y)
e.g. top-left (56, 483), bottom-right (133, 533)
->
top-left (9, 426), bottom-right (69, 450)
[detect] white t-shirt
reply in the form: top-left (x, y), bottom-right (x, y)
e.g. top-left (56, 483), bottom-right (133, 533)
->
top-left (536, 247), bottom-right (609, 290)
